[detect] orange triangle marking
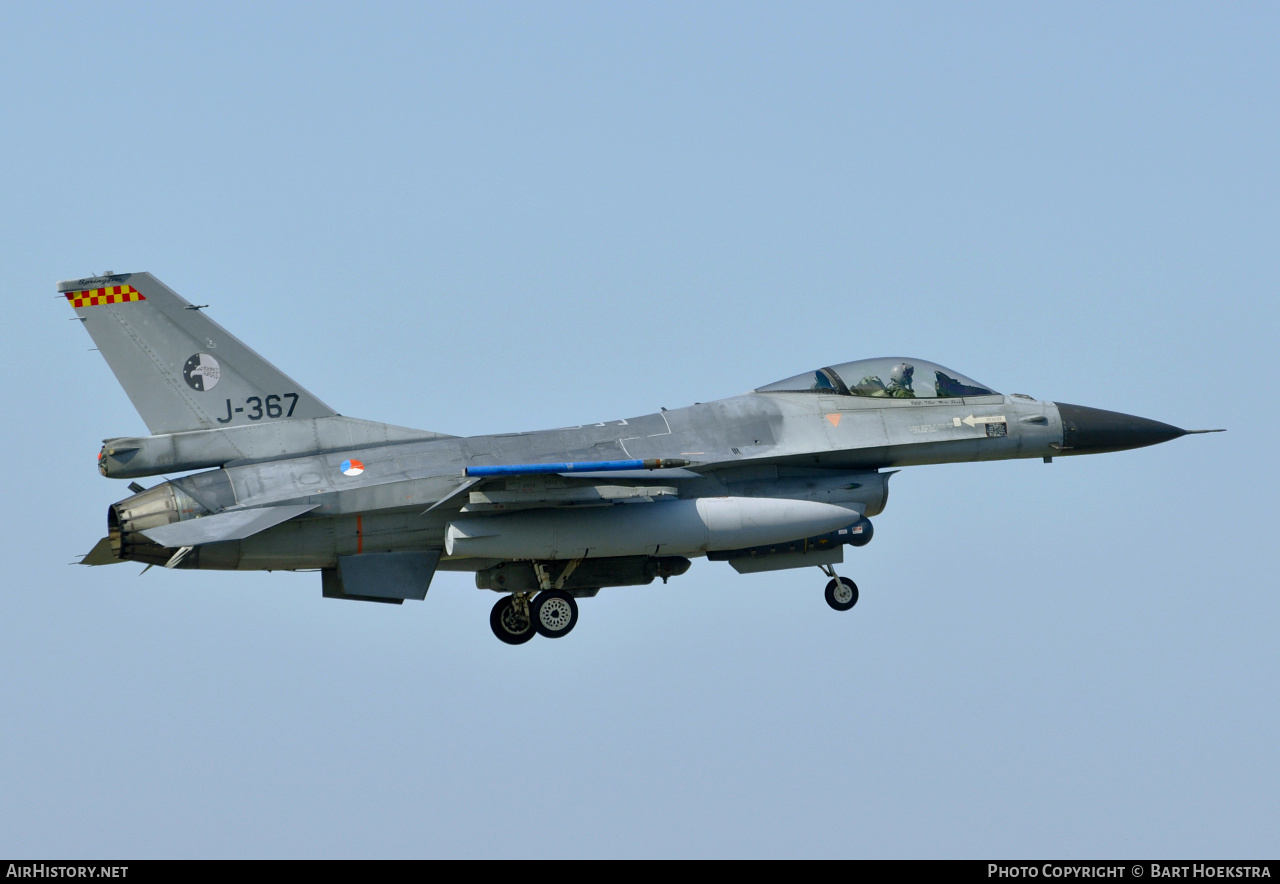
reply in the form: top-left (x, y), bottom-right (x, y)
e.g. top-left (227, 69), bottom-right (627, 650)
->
top-left (825, 413), bottom-right (841, 427)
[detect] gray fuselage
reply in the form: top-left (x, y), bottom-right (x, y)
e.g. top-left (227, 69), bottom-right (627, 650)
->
top-left (109, 389), bottom-right (1064, 572)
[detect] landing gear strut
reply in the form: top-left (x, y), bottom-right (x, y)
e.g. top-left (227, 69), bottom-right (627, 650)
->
top-left (819, 564), bottom-right (859, 612)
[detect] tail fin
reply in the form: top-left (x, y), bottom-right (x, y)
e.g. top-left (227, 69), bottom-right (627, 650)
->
top-left (60, 272), bottom-right (336, 434)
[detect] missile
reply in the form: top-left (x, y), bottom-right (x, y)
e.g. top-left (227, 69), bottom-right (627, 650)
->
top-left (445, 497), bottom-right (864, 560)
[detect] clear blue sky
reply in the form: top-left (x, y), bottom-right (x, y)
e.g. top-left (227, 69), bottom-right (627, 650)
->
top-left (1, 1), bottom-right (1276, 858)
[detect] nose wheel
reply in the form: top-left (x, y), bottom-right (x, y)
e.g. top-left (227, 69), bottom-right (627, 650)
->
top-left (819, 564), bottom-right (859, 612)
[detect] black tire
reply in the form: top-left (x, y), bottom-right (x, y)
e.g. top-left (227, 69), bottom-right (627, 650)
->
top-left (490, 596), bottom-right (536, 645)
top-left (824, 576), bottom-right (859, 611)
top-left (532, 589), bottom-right (579, 638)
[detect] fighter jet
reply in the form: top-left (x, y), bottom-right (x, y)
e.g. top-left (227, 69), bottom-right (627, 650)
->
top-left (67, 272), bottom-right (1222, 644)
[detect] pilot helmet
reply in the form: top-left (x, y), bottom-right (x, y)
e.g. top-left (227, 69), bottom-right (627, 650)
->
top-left (889, 362), bottom-right (915, 384)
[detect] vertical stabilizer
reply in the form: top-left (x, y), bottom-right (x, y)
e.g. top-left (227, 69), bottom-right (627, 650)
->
top-left (59, 272), bottom-right (336, 434)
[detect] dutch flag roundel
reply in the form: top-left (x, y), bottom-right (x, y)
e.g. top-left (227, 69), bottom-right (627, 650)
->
top-left (340, 459), bottom-right (364, 477)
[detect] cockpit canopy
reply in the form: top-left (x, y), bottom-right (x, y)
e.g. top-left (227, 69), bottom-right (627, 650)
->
top-left (756, 358), bottom-right (999, 400)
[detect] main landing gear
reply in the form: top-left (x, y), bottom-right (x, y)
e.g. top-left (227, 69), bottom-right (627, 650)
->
top-left (489, 589), bottom-right (581, 644)
top-left (819, 563), bottom-right (859, 612)
top-left (490, 594), bottom-right (536, 645)
top-left (489, 560), bottom-right (582, 645)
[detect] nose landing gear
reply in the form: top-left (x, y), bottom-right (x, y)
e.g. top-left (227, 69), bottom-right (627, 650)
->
top-left (819, 564), bottom-right (859, 612)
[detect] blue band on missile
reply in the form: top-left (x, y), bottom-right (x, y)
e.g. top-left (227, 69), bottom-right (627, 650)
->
top-left (466, 460), bottom-right (647, 478)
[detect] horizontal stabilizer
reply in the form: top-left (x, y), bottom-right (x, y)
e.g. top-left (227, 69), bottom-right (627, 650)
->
top-left (141, 503), bottom-right (319, 548)
top-left (81, 537), bottom-right (124, 565)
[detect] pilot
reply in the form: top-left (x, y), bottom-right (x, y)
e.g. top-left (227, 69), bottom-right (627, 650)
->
top-left (854, 375), bottom-right (888, 396)
top-left (885, 362), bottom-right (916, 398)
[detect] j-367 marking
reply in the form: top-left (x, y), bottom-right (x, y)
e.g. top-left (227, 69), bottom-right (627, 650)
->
top-left (215, 393), bottom-right (299, 423)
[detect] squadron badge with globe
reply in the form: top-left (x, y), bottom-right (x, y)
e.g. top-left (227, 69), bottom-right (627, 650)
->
top-left (182, 353), bottom-right (221, 391)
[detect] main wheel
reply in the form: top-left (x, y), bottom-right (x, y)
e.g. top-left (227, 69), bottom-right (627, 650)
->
top-left (532, 589), bottom-right (579, 638)
top-left (824, 576), bottom-right (859, 611)
top-left (490, 596), bottom-right (536, 645)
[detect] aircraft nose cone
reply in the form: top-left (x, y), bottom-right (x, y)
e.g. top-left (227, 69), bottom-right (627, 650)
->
top-left (1056, 402), bottom-right (1187, 455)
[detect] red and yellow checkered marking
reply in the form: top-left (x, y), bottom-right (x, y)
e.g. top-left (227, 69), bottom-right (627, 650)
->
top-left (65, 285), bottom-right (146, 308)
